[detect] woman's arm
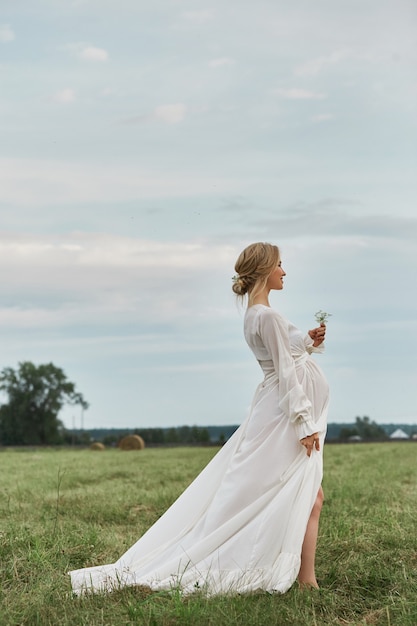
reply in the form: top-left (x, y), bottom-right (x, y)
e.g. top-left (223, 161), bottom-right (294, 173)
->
top-left (258, 309), bottom-right (317, 441)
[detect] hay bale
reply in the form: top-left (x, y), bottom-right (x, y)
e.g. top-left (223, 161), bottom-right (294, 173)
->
top-left (90, 442), bottom-right (105, 451)
top-left (118, 434), bottom-right (145, 451)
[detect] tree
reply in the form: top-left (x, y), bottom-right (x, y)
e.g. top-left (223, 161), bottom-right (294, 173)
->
top-left (339, 426), bottom-right (359, 440)
top-left (353, 416), bottom-right (388, 441)
top-left (135, 428), bottom-right (165, 445)
top-left (0, 362), bottom-right (88, 445)
top-left (166, 427), bottom-right (179, 444)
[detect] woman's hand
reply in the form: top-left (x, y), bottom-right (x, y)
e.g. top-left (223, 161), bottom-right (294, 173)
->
top-left (308, 323), bottom-right (326, 347)
top-left (300, 433), bottom-right (320, 456)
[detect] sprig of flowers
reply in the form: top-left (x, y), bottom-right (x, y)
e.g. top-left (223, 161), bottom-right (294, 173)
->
top-left (314, 310), bottom-right (332, 324)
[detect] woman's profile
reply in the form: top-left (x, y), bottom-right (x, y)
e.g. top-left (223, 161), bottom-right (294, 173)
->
top-left (70, 241), bottom-right (329, 595)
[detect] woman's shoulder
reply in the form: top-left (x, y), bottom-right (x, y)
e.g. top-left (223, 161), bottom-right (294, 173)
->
top-left (245, 304), bottom-right (287, 326)
top-left (246, 304), bottom-right (284, 316)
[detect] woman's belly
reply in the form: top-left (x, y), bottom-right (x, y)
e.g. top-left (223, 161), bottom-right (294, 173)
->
top-left (295, 357), bottom-right (329, 421)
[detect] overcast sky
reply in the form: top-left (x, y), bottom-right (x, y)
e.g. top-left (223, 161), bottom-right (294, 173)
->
top-left (1, 0), bottom-right (416, 431)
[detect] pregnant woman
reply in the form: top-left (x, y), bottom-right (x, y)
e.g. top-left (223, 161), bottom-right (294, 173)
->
top-left (70, 241), bottom-right (329, 595)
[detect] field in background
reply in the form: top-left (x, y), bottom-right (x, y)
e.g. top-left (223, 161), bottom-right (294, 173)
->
top-left (0, 443), bottom-right (416, 625)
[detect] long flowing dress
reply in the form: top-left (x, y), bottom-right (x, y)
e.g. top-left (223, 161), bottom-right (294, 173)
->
top-left (70, 304), bottom-right (329, 596)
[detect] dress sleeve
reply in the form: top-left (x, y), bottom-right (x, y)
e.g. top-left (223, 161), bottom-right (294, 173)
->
top-left (303, 334), bottom-right (325, 355)
top-left (258, 309), bottom-right (317, 439)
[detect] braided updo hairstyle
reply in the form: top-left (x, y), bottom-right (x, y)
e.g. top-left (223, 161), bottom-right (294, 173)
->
top-left (232, 242), bottom-right (280, 304)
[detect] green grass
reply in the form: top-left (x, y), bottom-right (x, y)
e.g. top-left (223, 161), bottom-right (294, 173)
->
top-left (0, 443), bottom-right (416, 625)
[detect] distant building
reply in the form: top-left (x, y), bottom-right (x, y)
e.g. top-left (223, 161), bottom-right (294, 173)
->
top-left (389, 428), bottom-right (409, 440)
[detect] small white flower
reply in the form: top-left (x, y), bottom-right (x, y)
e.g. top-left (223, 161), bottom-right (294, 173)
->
top-left (314, 310), bottom-right (332, 324)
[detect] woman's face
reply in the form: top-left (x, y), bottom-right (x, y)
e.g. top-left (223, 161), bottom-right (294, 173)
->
top-left (266, 259), bottom-right (286, 290)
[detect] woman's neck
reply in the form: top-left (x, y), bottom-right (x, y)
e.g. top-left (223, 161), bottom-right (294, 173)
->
top-left (250, 290), bottom-right (271, 307)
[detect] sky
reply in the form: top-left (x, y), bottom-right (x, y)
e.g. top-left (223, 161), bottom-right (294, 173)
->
top-left (1, 0), bottom-right (416, 431)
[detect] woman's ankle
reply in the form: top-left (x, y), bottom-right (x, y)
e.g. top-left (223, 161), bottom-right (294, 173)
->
top-left (298, 579), bottom-right (319, 590)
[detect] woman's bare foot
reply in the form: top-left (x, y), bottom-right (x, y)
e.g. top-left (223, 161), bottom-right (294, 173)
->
top-left (298, 580), bottom-right (319, 590)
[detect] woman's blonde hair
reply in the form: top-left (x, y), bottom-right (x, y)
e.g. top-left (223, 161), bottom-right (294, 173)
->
top-left (232, 242), bottom-right (280, 304)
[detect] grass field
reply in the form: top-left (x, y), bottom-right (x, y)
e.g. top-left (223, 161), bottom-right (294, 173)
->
top-left (0, 442), bottom-right (416, 625)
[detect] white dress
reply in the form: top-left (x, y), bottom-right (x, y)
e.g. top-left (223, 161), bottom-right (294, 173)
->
top-left (70, 304), bottom-right (329, 596)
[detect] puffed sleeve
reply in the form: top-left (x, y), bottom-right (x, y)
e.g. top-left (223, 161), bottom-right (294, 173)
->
top-left (258, 309), bottom-right (317, 439)
top-left (304, 334), bottom-right (325, 355)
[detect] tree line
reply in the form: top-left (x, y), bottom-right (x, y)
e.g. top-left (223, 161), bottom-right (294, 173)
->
top-left (0, 361), bottom-right (414, 446)
top-left (100, 425), bottom-right (213, 447)
top-left (338, 416), bottom-right (388, 441)
top-left (0, 361), bottom-right (223, 447)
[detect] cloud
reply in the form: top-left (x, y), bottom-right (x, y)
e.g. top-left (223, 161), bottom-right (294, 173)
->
top-left (295, 50), bottom-right (349, 76)
top-left (153, 103), bottom-right (187, 124)
top-left (64, 42), bottom-right (109, 61)
top-left (0, 23), bottom-right (15, 43)
top-left (52, 88), bottom-right (76, 103)
top-left (0, 233), bottom-right (238, 329)
top-left (79, 46), bottom-right (109, 61)
top-left (273, 88), bottom-right (326, 100)
top-left (0, 157), bottom-right (239, 207)
top-left (250, 202), bottom-right (417, 242)
top-left (122, 103), bottom-right (188, 125)
top-left (0, 234), bottom-right (234, 272)
top-left (208, 57), bottom-right (236, 68)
